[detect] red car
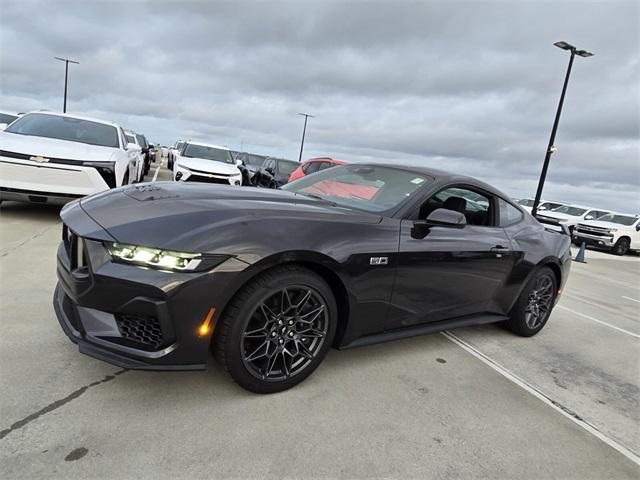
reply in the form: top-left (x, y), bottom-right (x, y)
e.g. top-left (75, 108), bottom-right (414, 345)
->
top-left (288, 157), bottom-right (346, 182)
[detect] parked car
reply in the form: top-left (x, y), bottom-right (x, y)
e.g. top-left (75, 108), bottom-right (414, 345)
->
top-left (173, 141), bottom-right (243, 185)
top-left (0, 111), bottom-right (137, 205)
top-left (135, 133), bottom-right (151, 175)
top-left (0, 111), bottom-right (19, 128)
top-left (234, 152), bottom-right (267, 167)
top-left (262, 157), bottom-right (299, 186)
top-left (536, 205), bottom-right (610, 234)
top-left (516, 198), bottom-right (565, 214)
top-left (168, 140), bottom-right (185, 170)
top-left (54, 163), bottom-right (570, 393)
top-left (288, 157), bottom-right (346, 182)
top-left (124, 130), bottom-right (145, 183)
top-left (573, 213), bottom-right (640, 255)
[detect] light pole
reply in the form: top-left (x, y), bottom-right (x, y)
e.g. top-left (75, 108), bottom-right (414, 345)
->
top-left (297, 112), bottom-right (313, 162)
top-left (54, 57), bottom-right (79, 113)
top-left (531, 42), bottom-right (593, 217)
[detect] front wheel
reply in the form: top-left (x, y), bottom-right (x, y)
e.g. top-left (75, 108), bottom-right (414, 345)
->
top-left (213, 265), bottom-right (337, 393)
top-left (612, 238), bottom-right (630, 256)
top-left (505, 267), bottom-right (557, 337)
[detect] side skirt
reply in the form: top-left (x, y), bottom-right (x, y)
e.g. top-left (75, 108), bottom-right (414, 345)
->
top-left (338, 314), bottom-right (508, 350)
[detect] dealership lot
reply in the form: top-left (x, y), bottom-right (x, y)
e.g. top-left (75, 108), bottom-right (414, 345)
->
top-left (1, 163), bottom-right (639, 479)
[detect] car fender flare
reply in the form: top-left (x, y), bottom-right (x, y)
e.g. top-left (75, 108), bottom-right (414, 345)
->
top-left (214, 250), bottom-right (352, 343)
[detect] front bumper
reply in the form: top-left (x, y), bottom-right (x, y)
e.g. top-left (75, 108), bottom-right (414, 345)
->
top-left (573, 232), bottom-right (615, 247)
top-left (53, 232), bottom-right (246, 370)
top-left (174, 165), bottom-right (242, 186)
top-left (0, 158), bottom-right (110, 201)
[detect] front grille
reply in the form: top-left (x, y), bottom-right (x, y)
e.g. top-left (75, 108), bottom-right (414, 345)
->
top-left (62, 224), bottom-right (85, 269)
top-left (575, 224), bottom-right (611, 237)
top-left (185, 175), bottom-right (229, 185)
top-left (115, 313), bottom-right (163, 349)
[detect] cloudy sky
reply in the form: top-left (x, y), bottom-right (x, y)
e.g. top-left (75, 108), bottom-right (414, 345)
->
top-left (1, 0), bottom-right (638, 211)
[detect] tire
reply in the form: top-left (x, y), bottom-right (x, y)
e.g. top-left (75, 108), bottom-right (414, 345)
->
top-left (213, 265), bottom-right (337, 394)
top-left (612, 238), bottom-right (630, 256)
top-left (505, 266), bottom-right (557, 337)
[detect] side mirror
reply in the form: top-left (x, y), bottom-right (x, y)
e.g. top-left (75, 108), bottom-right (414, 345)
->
top-left (411, 209), bottom-right (466, 239)
top-left (0, 123), bottom-right (7, 131)
top-left (127, 142), bottom-right (141, 152)
top-left (636, 224), bottom-right (640, 232)
top-left (235, 159), bottom-right (243, 166)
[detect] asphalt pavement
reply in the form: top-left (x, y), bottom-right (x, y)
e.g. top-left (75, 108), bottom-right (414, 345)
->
top-left (1, 159), bottom-right (638, 479)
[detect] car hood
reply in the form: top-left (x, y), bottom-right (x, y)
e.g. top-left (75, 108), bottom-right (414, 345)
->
top-left (0, 131), bottom-right (117, 161)
top-left (578, 220), bottom-right (620, 229)
top-left (75, 182), bottom-right (381, 252)
top-left (176, 156), bottom-right (240, 175)
top-left (539, 211), bottom-right (575, 221)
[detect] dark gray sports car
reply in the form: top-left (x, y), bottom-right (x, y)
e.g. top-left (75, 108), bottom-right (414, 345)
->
top-left (54, 164), bottom-right (571, 393)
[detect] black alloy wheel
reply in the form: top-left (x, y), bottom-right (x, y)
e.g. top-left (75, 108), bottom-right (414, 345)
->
top-left (612, 238), bottom-right (630, 256)
top-left (241, 286), bottom-right (329, 381)
top-left (506, 266), bottom-right (557, 337)
top-left (213, 265), bottom-right (337, 393)
top-left (523, 274), bottom-right (554, 330)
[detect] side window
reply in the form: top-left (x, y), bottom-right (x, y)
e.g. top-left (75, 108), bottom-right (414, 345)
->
top-left (419, 185), bottom-right (494, 226)
top-left (318, 161), bottom-right (334, 171)
top-left (498, 198), bottom-right (524, 226)
top-left (119, 128), bottom-right (128, 149)
top-left (303, 162), bottom-right (321, 174)
top-left (264, 159), bottom-right (276, 170)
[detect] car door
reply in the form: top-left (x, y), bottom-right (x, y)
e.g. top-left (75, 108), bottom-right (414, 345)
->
top-left (386, 185), bottom-right (518, 329)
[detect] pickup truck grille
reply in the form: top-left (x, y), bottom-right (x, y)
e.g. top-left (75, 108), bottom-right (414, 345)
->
top-left (575, 224), bottom-right (611, 237)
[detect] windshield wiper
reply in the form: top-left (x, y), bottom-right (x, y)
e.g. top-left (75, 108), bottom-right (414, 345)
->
top-left (296, 192), bottom-right (337, 206)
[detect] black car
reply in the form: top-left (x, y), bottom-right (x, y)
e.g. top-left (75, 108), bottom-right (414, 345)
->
top-left (262, 157), bottom-right (299, 186)
top-left (54, 164), bottom-right (571, 393)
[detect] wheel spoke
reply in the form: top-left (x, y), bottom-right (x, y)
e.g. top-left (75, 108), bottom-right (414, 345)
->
top-left (243, 327), bottom-right (268, 339)
top-left (299, 305), bottom-right (325, 323)
top-left (245, 341), bottom-right (269, 361)
top-left (300, 328), bottom-right (325, 339)
top-left (296, 340), bottom-right (314, 360)
top-left (295, 289), bottom-right (313, 311)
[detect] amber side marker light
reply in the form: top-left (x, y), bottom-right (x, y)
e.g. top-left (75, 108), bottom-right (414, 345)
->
top-left (198, 308), bottom-right (216, 337)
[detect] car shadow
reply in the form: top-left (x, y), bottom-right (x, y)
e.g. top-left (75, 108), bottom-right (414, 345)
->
top-left (0, 200), bottom-right (62, 221)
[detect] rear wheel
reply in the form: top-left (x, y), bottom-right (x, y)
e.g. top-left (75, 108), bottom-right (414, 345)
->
top-left (213, 265), bottom-right (337, 393)
top-left (612, 238), bottom-right (630, 256)
top-left (505, 267), bottom-right (557, 337)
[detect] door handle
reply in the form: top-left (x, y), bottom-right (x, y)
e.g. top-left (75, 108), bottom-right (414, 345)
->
top-left (490, 245), bottom-right (510, 258)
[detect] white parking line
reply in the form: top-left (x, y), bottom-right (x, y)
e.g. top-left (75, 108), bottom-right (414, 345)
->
top-left (152, 162), bottom-right (162, 182)
top-left (622, 296), bottom-right (640, 304)
top-left (442, 331), bottom-right (640, 465)
top-left (557, 305), bottom-right (640, 339)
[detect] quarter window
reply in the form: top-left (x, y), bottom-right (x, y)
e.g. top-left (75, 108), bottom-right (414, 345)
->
top-left (498, 198), bottom-right (524, 226)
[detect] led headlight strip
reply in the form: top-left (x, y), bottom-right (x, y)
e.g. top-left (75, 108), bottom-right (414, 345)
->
top-left (106, 243), bottom-right (203, 271)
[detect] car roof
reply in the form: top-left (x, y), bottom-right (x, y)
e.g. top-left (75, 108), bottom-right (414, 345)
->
top-left (21, 110), bottom-right (121, 128)
top-left (185, 140), bottom-right (229, 150)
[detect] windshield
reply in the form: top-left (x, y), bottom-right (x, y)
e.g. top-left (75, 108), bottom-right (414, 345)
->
top-left (595, 213), bottom-right (638, 226)
top-left (283, 165), bottom-right (431, 213)
top-left (551, 206), bottom-right (588, 216)
top-left (183, 143), bottom-right (233, 163)
top-left (540, 202), bottom-right (563, 210)
top-left (125, 134), bottom-right (136, 145)
top-left (517, 199), bottom-right (534, 207)
top-left (176, 142), bottom-right (185, 151)
top-left (0, 113), bottom-right (18, 124)
top-left (5, 113), bottom-right (119, 148)
top-left (244, 154), bottom-right (265, 167)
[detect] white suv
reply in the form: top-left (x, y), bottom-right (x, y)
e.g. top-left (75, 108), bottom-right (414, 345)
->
top-left (0, 111), bottom-right (139, 205)
top-left (173, 141), bottom-right (243, 186)
top-left (124, 130), bottom-right (145, 182)
top-left (573, 213), bottom-right (640, 256)
top-left (536, 205), bottom-right (610, 234)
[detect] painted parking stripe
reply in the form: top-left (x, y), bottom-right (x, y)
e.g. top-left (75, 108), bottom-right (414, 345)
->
top-left (152, 162), bottom-right (162, 182)
top-left (622, 296), bottom-right (640, 304)
top-left (557, 305), bottom-right (640, 339)
top-left (442, 331), bottom-right (640, 465)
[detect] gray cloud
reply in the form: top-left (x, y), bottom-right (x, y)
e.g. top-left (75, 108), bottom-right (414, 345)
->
top-left (1, 0), bottom-right (638, 212)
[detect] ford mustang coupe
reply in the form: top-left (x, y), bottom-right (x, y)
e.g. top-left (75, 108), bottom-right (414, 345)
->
top-left (54, 164), bottom-right (571, 393)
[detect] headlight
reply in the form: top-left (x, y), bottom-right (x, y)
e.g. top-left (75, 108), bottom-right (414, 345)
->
top-left (82, 161), bottom-right (116, 188)
top-left (607, 228), bottom-right (617, 233)
top-left (104, 243), bottom-right (228, 272)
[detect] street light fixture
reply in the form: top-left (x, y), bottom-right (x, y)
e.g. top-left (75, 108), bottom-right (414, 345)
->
top-left (54, 57), bottom-right (79, 113)
top-left (297, 112), bottom-right (314, 163)
top-left (531, 42), bottom-right (593, 217)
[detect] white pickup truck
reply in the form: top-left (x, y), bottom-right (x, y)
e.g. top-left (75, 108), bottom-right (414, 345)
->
top-left (573, 213), bottom-right (640, 256)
